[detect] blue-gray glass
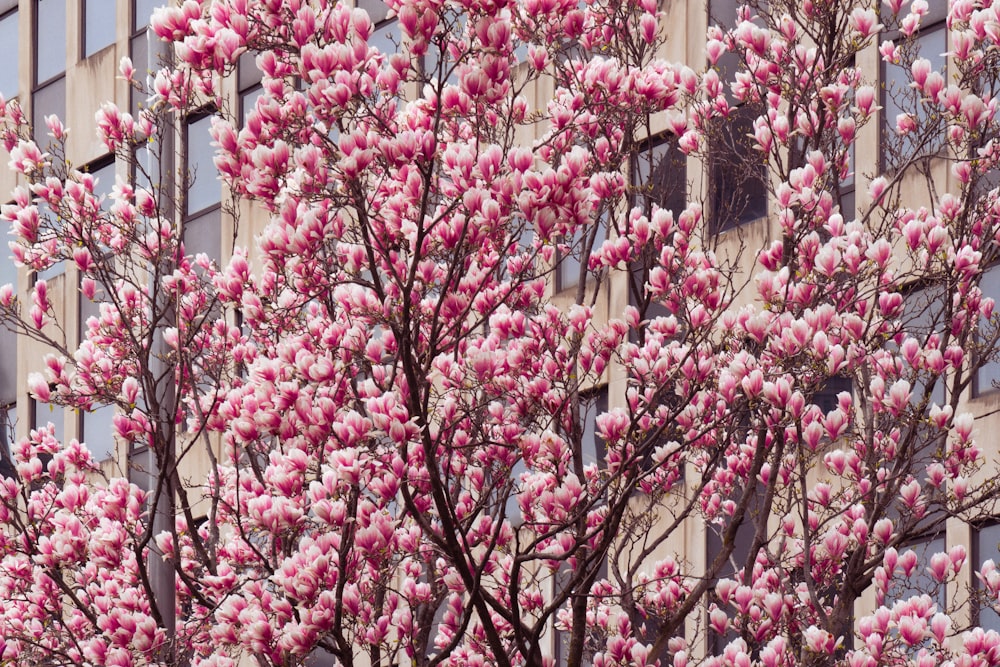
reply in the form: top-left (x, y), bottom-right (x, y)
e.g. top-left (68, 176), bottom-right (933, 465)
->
top-left (977, 265), bottom-right (1000, 395)
top-left (977, 524), bottom-right (1000, 632)
top-left (31, 76), bottom-right (65, 140)
top-left (890, 535), bottom-right (946, 608)
top-left (90, 160), bottom-right (116, 211)
top-left (34, 400), bottom-right (64, 444)
top-left (35, 0), bottom-right (66, 83)
top-left (184, 207), bottom-right (222, 263)
top-left (83, 403), bottom-right (117, 461)
top-left (132, 0), bottom-right (163, 31)
top-left (0, 218), bottom-right (15, 406)
top-left (882, 26), bottom-right (947, 170)
top-left (185, 114), bottom-right (220, 214)
top-left (84, 0), bottom-right (117, 56)
top-left (129, 32), bottom-right (149, 116)
top-left (240, 85), bottom-right (264, 127)
top-left (0, 11), bottom-right (18, 98)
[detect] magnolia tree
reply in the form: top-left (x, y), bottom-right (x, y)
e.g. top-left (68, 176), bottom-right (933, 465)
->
top-left (2, 0), bottom-right (1000, 664)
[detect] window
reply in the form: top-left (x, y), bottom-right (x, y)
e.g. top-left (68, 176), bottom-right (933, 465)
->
top-left (132, 0), bottom-right (162, 31)
top-left (709, 104), bottom-right (768, 233)
top-left (0, 216), bottom-right (16, 409)
top-left (184, 111), bottom-right (223, 262)
top-left (880, 5), bottom-right (947, 171)
top-left (238, 51), bottom-right (264, 126)
top-left (79, 258), bottom-right (116, 462)
top-left (706, 489), bottom-right (763, 653)
top-left (129, 28), bottom-right (149, 117)
top-left (901, 282), bottom-right (948, 409)
top-left (185, 112), bottom-right (221, 216)
top-left (889, 534), bottom-right (946, 608)
top-left (34, 0), bottom-right (66, 85)
top-left (0, 4), bottom-right (18, 99)
top-left (82, 0), bottom-right (116, 57)
top-left (975, 264), bottom-right (1000, 396)
top-left (629, 135), bottom-right (686, 333)
top-left (32, 396), bottom-right (64, 445)
top-left (357, 0), bottom-right (398, 58)
top-left (632, 134), bottom-right (687, 217)
top-left (33, 0), bottom-right (66, 142)
top-left (556, 220), bottom-right (605, 292)
top-left (0, 403), bottom-right (15, 479)
top-left (975, 523), bottom-right (1000, 633)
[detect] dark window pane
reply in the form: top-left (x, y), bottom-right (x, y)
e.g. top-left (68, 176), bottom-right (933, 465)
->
top-left (84, 0), bottom-right (116, 56)
top-left (0, 10), bottom-right (18, 98)
top-left (632, 135), bottom-right (687, 215)
top-left (903, 283), bottom-right (948, 408)
top-left (185, 206), bottom-right (222, 263)
top-left (237, 50), bottom-right (262, 91)
top-left (709, 105), bottom-right (768, 232)
top-left (185, 113), bottom-right (221, 214)
top-left (32, 75), bottom-right (66, 141)
top-left (35, 0), bottom-right (66, 83)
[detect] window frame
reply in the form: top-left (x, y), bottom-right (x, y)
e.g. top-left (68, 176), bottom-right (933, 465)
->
top-left (878, 7), bottom-right (948, 173)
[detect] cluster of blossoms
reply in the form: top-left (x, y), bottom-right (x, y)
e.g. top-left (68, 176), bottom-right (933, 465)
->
top-left (0, 0), bottom-right (998, 666)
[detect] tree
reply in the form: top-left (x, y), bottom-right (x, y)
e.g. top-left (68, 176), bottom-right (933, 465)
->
top-left (2, 0), bottom-right (1000, 665)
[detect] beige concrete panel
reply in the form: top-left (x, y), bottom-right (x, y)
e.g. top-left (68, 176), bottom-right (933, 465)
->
top-left (66, 42), bottom-right (123, 165)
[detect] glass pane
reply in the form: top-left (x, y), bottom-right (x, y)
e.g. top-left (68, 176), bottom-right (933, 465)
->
top-left (129, 31), bottom-right (149, 116)
top-left (237, 50), bottom-right (262, 91)
top-left (132, 0), bottom-right (164, 31)
top-left (978, 524), bottom-right (1000, 632)
top-left (0, 404), bottom-right (15, 479)
top-left (978, 265), bottom-right (1000, 395)
top-left (239, 85), bottom-right (264, 127)
top-left (35, 0), bottom-right (67, 83)
top-left (185, 113), bottom-right (220, 214)
top-left (710, 104), bottom-right (768, 232)
top-left (0, 10), bottom-right (18, 98)
top-left (184, 206), bottom-right (222, 263)
top-left (368, 18), bottom-right (399, 58)
top-left (83, 403), bottom-right (116, 461)
top-left (890, 535), bottom-right (946, 608)
top-left (358, 0), bottom-right (391, 24)
top-left (31, 75), bottom-right (66, 143)
top-left (632, 136), bottom-right (687, 215)
top-left (581, 388), bottom-right (607, 468)
top-left (35, 200), bottom-right (66, 279)
top-left (882, 26), bottom-right (947, 170)
top-left (903, 283), bottom-right (948, 408)
top-left (33, 399), bottom-right (64, 444)
top-left (84, 0), bottom-right (116, 56)
top-left (557, 219), bottom-right (605, 291)
top-left (88, 159), bottom-right (116, 211)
